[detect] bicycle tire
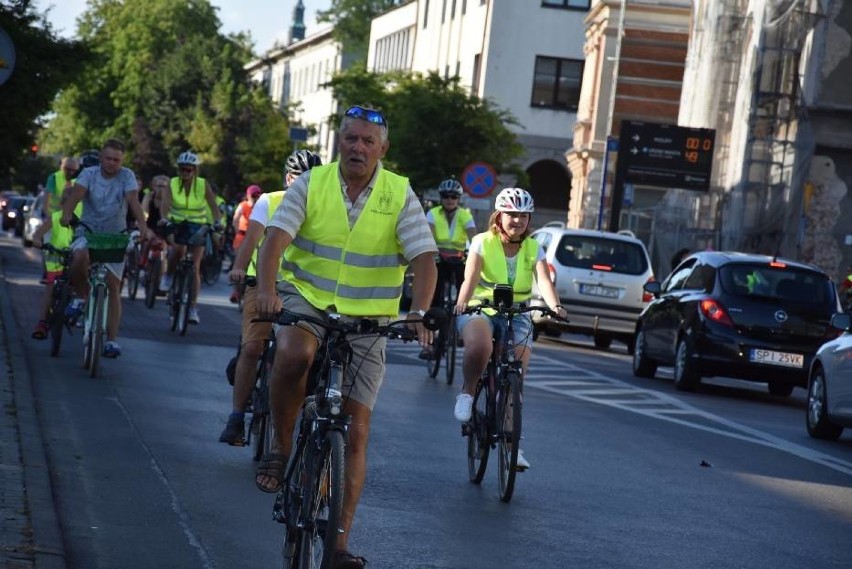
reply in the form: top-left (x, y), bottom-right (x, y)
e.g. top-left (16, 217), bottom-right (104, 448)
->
top-left (82, 295), bottom-right (94, 370)
top-left (497, 369), bottom-right (522, 502)
top-left (144, 258), bottom-right (160, 309)
top-left (177, 268), bottom-right (193, 336)
top-left (252, 349), bottom-right (275, 461)
top-left (126, 250), bottom-right (140, 300)
top-left (89, 285), bottom-right (106, 378)
top-left (169, 273), bottom-right (180, 331)
top-left (426, 332), bottom-right (441, 378)
top-left (467, 380), bottom-right (490, 484)
top-left (444, 315), bottom-right (457, 385)
top-left (297, 429), bottom-right (345, 569)
top-left (49, 282), bottom-right (69, 357)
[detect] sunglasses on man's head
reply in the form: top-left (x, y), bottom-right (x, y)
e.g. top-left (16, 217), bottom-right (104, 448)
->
top-left (344, 105), bottom-right (387, 127)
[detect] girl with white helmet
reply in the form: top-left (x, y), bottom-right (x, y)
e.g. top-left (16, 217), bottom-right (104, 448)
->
top-left (452, 187), bottom-right (567, 470)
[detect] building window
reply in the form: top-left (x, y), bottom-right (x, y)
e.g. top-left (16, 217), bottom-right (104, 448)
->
top-left (451, 0), bottom-right (457, 19)
top-left (531, 56), bottom-right (583, 110)
top-left (441, 0), bottom-right (447, 23)
top-left (423, 0), bottom-right (429, 28)
top-left (541, 0), bottom-right (591, 8)
top-left (462, 0), bottom-right (467, 15)
top-left (471, 53), bottom-right (482, 94)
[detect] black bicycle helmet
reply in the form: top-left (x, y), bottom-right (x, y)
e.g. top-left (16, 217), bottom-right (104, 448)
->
top-left (285, 149), bottom-right (322, 176)
top-left (79, 150), bottom-right (100, 169)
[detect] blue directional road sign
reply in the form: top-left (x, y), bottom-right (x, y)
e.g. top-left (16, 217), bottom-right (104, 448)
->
top-left (461, 161), bottom-right (498, 198)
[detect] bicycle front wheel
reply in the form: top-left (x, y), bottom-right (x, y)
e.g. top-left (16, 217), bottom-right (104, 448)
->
top-left (177, 268), bottom-right (193, 336)
top-left (126, 250), bottom-right (140, 300)
top-left (467, 380), bottom-right (490, 484)
top-left (444, 315), bottom-right (457, 385)
top-left (168, 274), bottom-right (181, 331)
top-left (298, 429), bottom-right (345, 569)
top-left (144, 258), bottom-right (160, 309)
top-left (497, 369), bottom-right (522, 502)
top-left (49, 282), bottom-right (70, 357)
top-left (88, 285), bottom-right (107, 378)
top-left (426, 330), bottom-right (442, 378)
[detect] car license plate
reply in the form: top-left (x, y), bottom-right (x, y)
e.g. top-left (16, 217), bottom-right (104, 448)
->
top-left (579, 284), bottom-right (619, 299)
top-left (749, 349), bottom-right (803, 368)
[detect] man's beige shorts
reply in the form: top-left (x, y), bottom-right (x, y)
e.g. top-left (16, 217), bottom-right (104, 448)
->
top-left (276, 281), bottom-right (387, 411)
top-left (240, 284), bottom-right (273, 345)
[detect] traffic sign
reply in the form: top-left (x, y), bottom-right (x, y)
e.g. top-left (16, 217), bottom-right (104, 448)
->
top-left (617, 121), bottom-right (716, 192)
top-left (0, 27), bottom-right (16, 87)
top-left (461, 161), bottom-right (498, 198)
top-left (289, 127), bottom-right (308, 142)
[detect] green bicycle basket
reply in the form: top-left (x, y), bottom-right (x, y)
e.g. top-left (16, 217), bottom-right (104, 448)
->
top-left (87, 232), bottom-right (130, 263)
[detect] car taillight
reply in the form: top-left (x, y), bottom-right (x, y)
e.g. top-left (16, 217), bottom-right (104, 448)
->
top-left (642, 276), bottom-right (655, 303)
top-left (700, 298), bottom-right (734, 326)
top-left (547, 262), bottom-right (556, 284)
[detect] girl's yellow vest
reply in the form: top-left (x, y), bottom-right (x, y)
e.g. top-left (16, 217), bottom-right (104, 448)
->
top-left (470, 232), bottom-right (538, 306)
top-left (280, 164), bottom-right (408, 316)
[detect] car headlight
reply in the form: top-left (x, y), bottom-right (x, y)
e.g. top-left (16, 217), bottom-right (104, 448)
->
top-left (28, 218), bottom-right (41, 228)
top-left (7, 211), bottom-right (16, 218)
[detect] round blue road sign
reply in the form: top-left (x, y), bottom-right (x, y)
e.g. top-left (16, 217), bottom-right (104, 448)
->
top-left (461, 162), bottom-right (497, 198)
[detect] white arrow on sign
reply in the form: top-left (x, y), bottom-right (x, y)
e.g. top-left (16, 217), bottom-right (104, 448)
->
top-left (632, 134), bottom-right (640, 142)
top-left (631, 147), bottom-right (638, 155)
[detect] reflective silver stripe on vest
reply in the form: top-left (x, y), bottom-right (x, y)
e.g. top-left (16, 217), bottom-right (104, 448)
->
top-left (292, 235), bottom-right (343, 261)
top-left (344, 251), bottom-right (403, 268)
top-left (281, 261), bottom-right (338, 293)
top-left (337, 283), bottom-right (403, 300)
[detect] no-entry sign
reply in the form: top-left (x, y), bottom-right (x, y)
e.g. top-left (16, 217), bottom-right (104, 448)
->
top-left (461, 162), bottom-right (498, 198)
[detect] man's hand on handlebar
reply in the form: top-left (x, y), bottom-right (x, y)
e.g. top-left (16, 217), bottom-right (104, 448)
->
top-left (229, 268), bottom-right (246, 285)
top-left (256, 288), bottom-right (282, 317)
top-left (405, 311), bottom-right (433, 348)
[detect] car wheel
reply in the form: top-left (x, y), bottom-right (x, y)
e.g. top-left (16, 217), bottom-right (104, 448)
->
top-left (593, 335), bottom-right (612, 349)
top-left (806, 367), bottom-right (843, 440)
top-left (673, 336), bottom-right (700, 391)
top-left (632, 329), bottom-right (657, 378)
top-left (767, 382), bottom-right (795, 397)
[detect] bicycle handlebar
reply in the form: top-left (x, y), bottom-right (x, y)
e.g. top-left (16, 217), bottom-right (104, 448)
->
top-left (253, 307), bottom-right (448, 341)
top-left (461, 301), bottom-right (569, 324)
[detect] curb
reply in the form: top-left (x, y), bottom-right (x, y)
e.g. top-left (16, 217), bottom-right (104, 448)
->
top-left (0, 256), bottom-right (67, 569)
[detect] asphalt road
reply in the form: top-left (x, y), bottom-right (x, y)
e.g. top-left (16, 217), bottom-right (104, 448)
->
top-left (2, 234), bottom-right (850, 569)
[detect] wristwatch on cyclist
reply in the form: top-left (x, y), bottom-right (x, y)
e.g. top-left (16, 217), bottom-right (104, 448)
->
top-left (414, 309), bottom-right (426, 317)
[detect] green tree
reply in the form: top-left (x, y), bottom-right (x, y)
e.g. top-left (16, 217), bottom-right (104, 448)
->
top-left (328, 69), bottom-right (524, 192)
top-left (40, 0), bottom-right (289, 198)
top-left (0, 0), bottom-right (88, 183)
top-left (317, 0), bottom-right (402, 62)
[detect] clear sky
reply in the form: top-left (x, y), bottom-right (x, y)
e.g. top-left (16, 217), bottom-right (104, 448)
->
top-left (34, 0), bottom-right (333, 55)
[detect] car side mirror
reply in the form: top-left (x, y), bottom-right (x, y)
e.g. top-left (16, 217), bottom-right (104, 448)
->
top-left (644, 281), bottom-right (662, 296)
top-left (830, 312), bottom-right (851, 332)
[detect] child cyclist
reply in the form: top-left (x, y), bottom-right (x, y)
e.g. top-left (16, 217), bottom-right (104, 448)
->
top-left (452, 187), bottom-right (567, 470)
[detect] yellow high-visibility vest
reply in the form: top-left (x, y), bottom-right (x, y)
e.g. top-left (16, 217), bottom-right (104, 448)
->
top-left (280, 163), bottom-right (407, 316)
top-left (169, 176), bottom-right (207, 223)
top-left (470, 232), bottom-right (538, 307)
top-left (247, 191), bottom-right (285, 279)
top-left (45, 203), bottom-right (82, 272)
top-left (430, 205), bottom-right (472, 256)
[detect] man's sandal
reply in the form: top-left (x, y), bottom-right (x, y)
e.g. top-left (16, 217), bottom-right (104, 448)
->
top-left (255, 452), bottom-right (287, 493)
top-left (332, 550), bottom-right (368, 569)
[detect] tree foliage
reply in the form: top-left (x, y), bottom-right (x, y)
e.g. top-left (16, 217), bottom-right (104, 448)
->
top-left (39, 0), bottom-right (290, 199)
top-left (327, 68), bottom-right (524, 192)
top-left (0, 0), bottom-right (89, 182)
top-left (317, 0), bottom-right (402, 62)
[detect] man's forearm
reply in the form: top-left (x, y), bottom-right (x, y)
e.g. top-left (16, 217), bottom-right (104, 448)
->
top-left (409, 253), bottom-right (437, 311)
top-left (233, 223), bottom-right (264, 272)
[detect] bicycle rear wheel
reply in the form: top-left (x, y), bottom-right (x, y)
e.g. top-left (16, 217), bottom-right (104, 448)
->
top-left (497, 369), bottom-right (522, 502)
top-left (467, 380), bottom-right (490, 484)
top-left (88, 285), bottom-right (106, 378)
top-left (49, 282), bottom-right (69, 357)
top-left (297, 429), bottom-right (345, 569)
top-left (251, 350), bottom-right (275, 461)
top-left (444, 315), bottom-right (457, 385)
top-left (144, 258), bottom-right (161, 309)
top-left (177, 268), bottom-right (193, 336)
top-left (126, 249), bottom-right (140, 300)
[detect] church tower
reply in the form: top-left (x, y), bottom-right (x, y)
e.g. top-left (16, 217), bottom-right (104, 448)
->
top-left (288, 0), bottom-right (306, 44)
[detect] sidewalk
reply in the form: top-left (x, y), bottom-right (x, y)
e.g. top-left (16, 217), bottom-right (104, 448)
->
top-left (0, 257), bottom-right (66, 569)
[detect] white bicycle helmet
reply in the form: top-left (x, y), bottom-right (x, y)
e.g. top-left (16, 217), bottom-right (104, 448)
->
top-left (438, 178), bottom-right (463, 196)
top-left (176, 151), bottom-right (201, 166)
top-left (495, 187), bottom-right (534, 213)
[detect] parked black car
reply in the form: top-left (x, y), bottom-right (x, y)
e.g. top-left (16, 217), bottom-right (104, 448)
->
top-left (632, 251), bottom-right (842, 396)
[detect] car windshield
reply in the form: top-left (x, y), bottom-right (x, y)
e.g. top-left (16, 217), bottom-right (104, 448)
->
top-left (8, 197), bottom-right (29, 209)
top-left (554, 235), bottom-right (648, 275)
top-left (719, 263), bottom-right (836, 308)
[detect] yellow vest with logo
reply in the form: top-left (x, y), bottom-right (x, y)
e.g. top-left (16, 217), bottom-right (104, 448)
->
top-left (430, 206), bottom-right (472, 256)
top-left (45, 204), bottom-right (82, 272)
top-left (470, 232), bottom-right (538, 307)
top-left (280, 164), bottom-right (408, 316)
top-left (169, 176), bottom-right (208, 223)
top-left (247, 191), bottom-right (285, 279)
